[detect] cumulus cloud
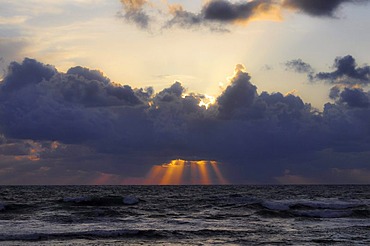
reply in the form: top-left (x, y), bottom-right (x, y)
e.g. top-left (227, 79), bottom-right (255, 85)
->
top-left (217, 64), bottom-right (257, 118)
top-left (1, 58), bottom-right (56, 92)
top-left (1, 57), bottom-right (370, 184)
top-left (316, 55), bottom-right (370, 85)
top-left (286, 55), bottom-right (370, 86)
top-left (335, 87), bottom-right (370, 108)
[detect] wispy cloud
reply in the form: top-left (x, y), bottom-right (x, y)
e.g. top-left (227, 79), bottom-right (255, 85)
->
top-left (118, 0), bottom-right (151, 29)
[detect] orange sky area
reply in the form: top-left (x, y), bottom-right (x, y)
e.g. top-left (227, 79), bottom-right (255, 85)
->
top-left (144, 159), bottom-right (228, 185)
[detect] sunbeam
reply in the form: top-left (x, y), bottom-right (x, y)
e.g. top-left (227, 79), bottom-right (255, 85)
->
top-left (145, 160), bottom-right (228, 185)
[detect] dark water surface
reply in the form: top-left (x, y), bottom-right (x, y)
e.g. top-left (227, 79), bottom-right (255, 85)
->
top-left (0, 185), bottom-right (369, 245)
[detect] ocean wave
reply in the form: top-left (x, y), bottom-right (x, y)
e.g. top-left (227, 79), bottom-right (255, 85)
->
top-left (290, 200), bottom-right (366, 210)
top-left (256, 199), bottom-right (370, 218)
top-left (63, 196), bottom-right (91, 203)
top-left (261, 201), bottom-right (290, 211)
top-left (0, 229), bottom-right (144, 242)
top-left (292, 209), bottom-right (353, 218)
top-left (123, 196), bottom-right (139, 205)
top-left (61, 195), bottom-right (140, 206)
top-left (213, 195), bottom-right (261, 207)
top-left (0, 229), bottom-right (229, 242)
top-left (0, 228), bottom-right (270, 242)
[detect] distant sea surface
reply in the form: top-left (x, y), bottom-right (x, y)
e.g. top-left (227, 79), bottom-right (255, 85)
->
top-left (0, 185), bottom-right (369, 245)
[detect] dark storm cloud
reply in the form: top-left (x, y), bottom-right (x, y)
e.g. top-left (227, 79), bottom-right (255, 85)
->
top-left (1, 57), bottom-right (370, 184)
top-left (286, 55), bottom-right (370, 86)
top-left (0, 58), bottom-right (144, 144)
top-left (316, 55), bottom-right (370, 85)
top-left (118, 0), bottom-right (370, 31)
top-left (217, 65), bottom-right (257, 119)
top-left (166, 0), bottom-right (278, 29)
top-left (282, 0), bottom-right (369, 17)
top-left (0, 59), bottom-right (320, 161)
top-left (1, 58), bottom-right (56, 92)
top-left (202, 0), bottom-right (275, 22)
top-left (337, 87), bottom-right (369, 108)
top-left (67, 66), bottom-right (110, 85)
top-left (340, 88), bottom-right (370, 108)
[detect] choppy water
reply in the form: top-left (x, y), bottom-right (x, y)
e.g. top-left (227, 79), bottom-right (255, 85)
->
top-left (0, 185), bottom-right (369, 245)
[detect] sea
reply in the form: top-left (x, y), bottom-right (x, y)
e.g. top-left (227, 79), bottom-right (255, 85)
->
top-left (0, 185), bottom-right (369, 245)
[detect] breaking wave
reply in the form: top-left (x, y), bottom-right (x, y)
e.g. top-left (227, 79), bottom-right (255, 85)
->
top-left (1, 185), bottom-right (370, 244)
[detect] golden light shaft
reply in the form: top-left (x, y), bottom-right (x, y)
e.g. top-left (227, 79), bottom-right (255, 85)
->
top-left (145, 159), bottom-right (227, 185)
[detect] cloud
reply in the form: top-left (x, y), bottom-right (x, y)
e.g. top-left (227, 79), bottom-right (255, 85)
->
top-left (285, 59), bottom-right (314, 74)
top-left (165, 0), bottom-right (281, 30)
top-left (1, 57), bottom-right (370, 184)
top-left (285, 58), bottom-right (315, 80)
top-left (202, 0), bottom-right (280, 23)
top-left (0, 58), bottom-right (145, 144)
top-left (316, 55), bottom-right (370, 85)
top-left (118, 0), bottom-right (370, 31)
top-left (118, 0), bottom-right (150, 29)
top-left (1, 58), bottom-right (56, 92)
top-left (217, 64), bottom-right (257, 118)
top-left (335, 87), bottom-right (370, 108)
top-left (286, 55), bottom-right (370, 88)
top-left (282, 0), bottom-right (369, 17)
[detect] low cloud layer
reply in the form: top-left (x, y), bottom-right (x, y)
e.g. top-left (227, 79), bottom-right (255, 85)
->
top-left (118, 0), bottom-right (370, 30)
top-left (1, 57), bottom-right (370, 184)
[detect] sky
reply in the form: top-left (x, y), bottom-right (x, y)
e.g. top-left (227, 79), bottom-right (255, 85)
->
top-left (1, 0), bottom-right (370, 184)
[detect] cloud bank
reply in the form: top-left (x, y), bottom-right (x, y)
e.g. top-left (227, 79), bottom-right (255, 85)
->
top-left (1, 57), bottom-right (370, 184)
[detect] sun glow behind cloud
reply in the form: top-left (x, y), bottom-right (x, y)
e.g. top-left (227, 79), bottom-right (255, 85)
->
top-left (145, 159), bottom-right (228, 185)
top-left (198, 94), bottom-right (215, 109)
